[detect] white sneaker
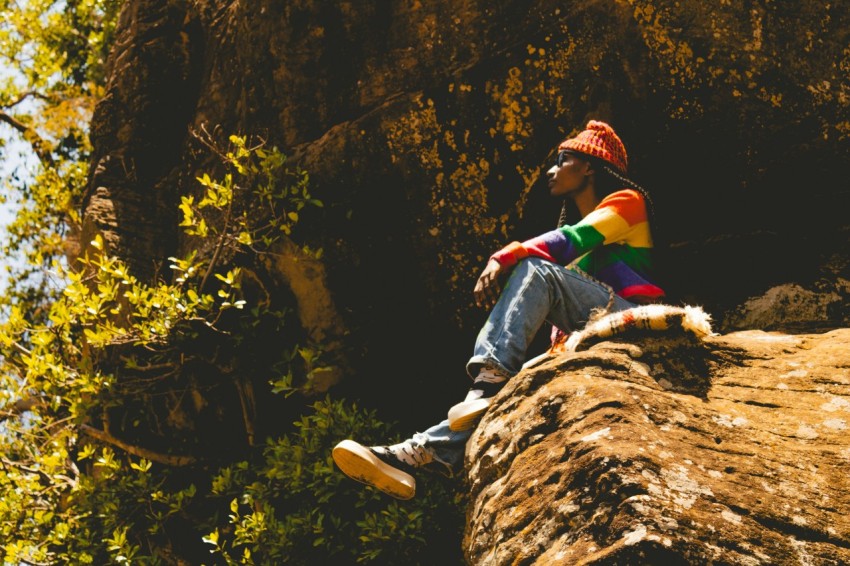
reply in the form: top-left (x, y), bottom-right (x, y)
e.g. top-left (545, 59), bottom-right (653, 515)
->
top-left (332, 438), bottom-right (435, 499)
top-left (447, 368), bottom-right (508, 431)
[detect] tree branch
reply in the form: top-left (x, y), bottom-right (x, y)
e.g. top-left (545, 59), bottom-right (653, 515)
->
top-left (0, 456), bottom-right (53, 485)
top-left (0, 396), bottom-right (40, 423)
top-left (0, 110), bottom-right (54, 167)
top-left (3, 90), bottom-right (54, 109)
top-left (79, 424), bottom-right (197, 467)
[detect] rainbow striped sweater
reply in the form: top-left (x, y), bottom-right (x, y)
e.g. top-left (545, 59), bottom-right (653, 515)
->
top-left (490, 189), bottom-right (665, 303)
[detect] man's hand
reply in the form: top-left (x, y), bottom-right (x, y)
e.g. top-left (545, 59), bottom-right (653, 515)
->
top-left (474, 258), bottom-right (505, 309)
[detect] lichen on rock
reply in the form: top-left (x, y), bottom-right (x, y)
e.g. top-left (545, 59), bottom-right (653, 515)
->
top-left (464, 329), bottom-right (850, 565)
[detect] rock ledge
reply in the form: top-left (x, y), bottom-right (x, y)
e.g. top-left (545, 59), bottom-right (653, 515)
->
top-left (465, 329), bottom-right (850, 565)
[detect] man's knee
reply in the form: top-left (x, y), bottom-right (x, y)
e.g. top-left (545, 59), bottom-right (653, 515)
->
top-left (515, 257), bottom-right (552, 274)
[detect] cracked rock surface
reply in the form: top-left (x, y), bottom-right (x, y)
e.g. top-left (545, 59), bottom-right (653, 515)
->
top-left (464, 330), bottom-right (850, 565)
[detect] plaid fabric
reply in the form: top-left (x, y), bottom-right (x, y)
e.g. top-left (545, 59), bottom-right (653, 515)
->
top-left (558, 120), bottom-right (628, 174)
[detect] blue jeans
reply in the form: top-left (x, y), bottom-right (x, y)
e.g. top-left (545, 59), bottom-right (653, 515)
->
top-left (418, 258), bottom-right (635, 472)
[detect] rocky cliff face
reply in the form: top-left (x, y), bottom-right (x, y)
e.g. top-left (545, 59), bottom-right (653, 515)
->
top-left (465, 329), bottom-right (850, 564)
top-left (82, 1), bottom-right (850, 427)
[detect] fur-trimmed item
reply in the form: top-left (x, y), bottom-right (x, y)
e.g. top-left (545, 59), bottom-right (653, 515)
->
top-left (552, 304), bottom-right (714, 353)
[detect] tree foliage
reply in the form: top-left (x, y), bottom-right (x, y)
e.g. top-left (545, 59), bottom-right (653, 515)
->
top-left (0, 3), bottom-right (465, 564)
top-left (0, 125), bottom-right (464, 563)
top-left (1, 0), bottom-right (120, 273)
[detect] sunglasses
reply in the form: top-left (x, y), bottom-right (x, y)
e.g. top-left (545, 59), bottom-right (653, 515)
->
top-left (556, 150), bottom-right (593, 168)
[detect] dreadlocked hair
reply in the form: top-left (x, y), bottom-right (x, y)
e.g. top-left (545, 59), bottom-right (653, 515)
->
top-left (555, 157), bottom-right (658, 244)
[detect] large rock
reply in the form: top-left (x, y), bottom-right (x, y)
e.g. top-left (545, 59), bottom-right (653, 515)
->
top-left (465, 329), bottom-right (850, 564)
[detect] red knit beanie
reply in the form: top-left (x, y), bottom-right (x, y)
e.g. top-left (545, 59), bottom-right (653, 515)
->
top-left (557, 120), bottom-right (628, 174)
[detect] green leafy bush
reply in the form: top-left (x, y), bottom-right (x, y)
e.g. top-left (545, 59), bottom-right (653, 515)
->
top-left (0, 4), bottom-right (463, 565)
top-left (203, 397), bottom-right (465, 565)
top-left (0, 127), bottom-right (464, 564)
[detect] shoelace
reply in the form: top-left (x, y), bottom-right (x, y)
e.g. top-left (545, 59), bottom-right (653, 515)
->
top-left (475, 367), bottom-right (508, 384)
top-left (387, 440), bottom-right (432, 467)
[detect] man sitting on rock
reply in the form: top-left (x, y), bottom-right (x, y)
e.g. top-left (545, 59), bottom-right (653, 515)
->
top-left (333, 120), bottom-right (665, 499)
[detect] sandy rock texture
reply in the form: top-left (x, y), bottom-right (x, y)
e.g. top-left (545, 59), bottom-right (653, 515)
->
top-left (465, 329), bottom-right (850, 565)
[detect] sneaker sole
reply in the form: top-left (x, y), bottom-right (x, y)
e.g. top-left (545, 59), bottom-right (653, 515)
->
top-left (332, 440), bottom-right (416, 500)
top-left (447, 398), bottom-right (490, 431)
